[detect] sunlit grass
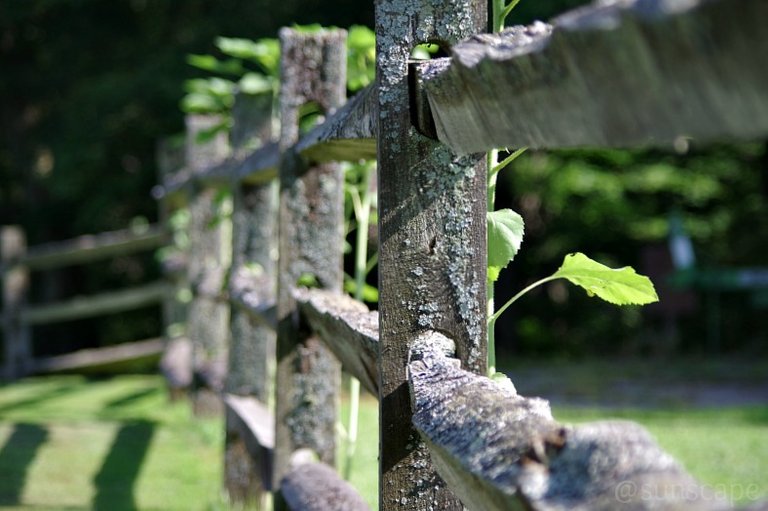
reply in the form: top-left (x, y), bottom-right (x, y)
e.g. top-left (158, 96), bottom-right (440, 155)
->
top-left (0, 368), bottom-right (765, 510)
top-left (0, 375), bottom-right (223, 511)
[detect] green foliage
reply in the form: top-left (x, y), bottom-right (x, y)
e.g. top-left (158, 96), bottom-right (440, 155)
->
top-left (496, 144), bottom-right (768, 356)
top-left (493, 0), bottom-right (524, 31)
top-left (553, 252), bottom-right (658, 305)
top-left (344, 277), bottom-right (379, 302)
top-left (487, 208), bottom-right (524, 282)
top-left (347, 25), bottom-right (376, 91)
top-left (180, 36), bottom-right (280, 126)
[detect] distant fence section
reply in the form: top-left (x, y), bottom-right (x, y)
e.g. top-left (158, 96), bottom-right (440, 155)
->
top-left (1, 224), bottom-right (167, 380)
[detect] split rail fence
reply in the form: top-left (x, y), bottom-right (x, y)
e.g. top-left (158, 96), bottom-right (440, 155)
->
top-left (1, 224), bottom-right (167, 380)
top-left (4, 0), bottom-right (768, 509)
top-left (155, 0), bottom-right (768, 509)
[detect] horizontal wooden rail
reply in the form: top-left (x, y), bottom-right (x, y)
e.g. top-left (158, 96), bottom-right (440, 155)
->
top-left (160, 142), bottom-right (280, 197)
top-left (421, 0), bottom-right (768, 153)
top-left (407, 331), bottom-right (735, 511)
top-left (296, 83), bottom-right (377, 163)
top-left (294, 288), bottom-right (379, 397)
top-left (32, 338), bottom-right (163, 374)
top-left (22, 281), bottom-right (169, 325)
top-left (224, 394), bottom-right (274, 490)
top-left (158, 83), bottom-right (377, 195)
top-left (5, 225), bottom-right (164, 272)
top-left (280, 450), bottom-right (371, 511)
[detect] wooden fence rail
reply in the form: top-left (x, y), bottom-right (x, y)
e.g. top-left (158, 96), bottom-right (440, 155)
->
top-left (153, 0), bottom-right (768, 509)
top-left (1, 224), bottom-right (167, 380)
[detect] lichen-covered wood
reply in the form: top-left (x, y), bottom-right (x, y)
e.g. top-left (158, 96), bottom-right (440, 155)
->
top-left (226, 92), bottom-right (276, 401)
top-left (274, 28), bottom-right (346, 490)
top-left (375, 0), bottom-right (488, 509)
top-left (294, 288), bottom-right (379, 396)
top-left (280, 450), bottom-right (371, 511)
top-left (185, 114), bottom-right (231, 416)
top-left (225, 91), bottom-right (278, 505)
top-left (422, 0), bottom-right (768, 153)
top-left (408, 331), bottom-right (734, 511)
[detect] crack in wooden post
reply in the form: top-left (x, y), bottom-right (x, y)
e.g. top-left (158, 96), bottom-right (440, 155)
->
top-left (375, 0), bottom-right (488, 509)
top-left (273, 28), bottom-right (347, 494)
top-left (224, 91), bottom-right (277, 507)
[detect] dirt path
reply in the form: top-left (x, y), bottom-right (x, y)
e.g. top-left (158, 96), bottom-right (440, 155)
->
top-left (504, 358), bottom-right (768, 408)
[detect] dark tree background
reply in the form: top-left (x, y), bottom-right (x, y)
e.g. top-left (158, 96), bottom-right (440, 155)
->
top-left (1, 1), bottom-right (765, 359)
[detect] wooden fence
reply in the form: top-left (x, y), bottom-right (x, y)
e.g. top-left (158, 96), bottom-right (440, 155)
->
top-left (3, 0), bottom-right (766, 509)
top-left (1, 224), bottom-right (167, 380)
top-left (154, 0), bottom-right (768, 509)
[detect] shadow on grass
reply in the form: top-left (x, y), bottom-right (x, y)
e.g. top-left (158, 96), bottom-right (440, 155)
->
top-left (0, 381), bottom-right (84, 415)
top-left (92, 420), bottom-right (155, 511)
top-left (103, 387), bottom-right (159, 409)
top-left (0, 423), bottom-right (48, 505)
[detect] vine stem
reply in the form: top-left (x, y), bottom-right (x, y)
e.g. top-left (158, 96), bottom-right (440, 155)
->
top-left (489, 275), bottom-right (560, 326)
top-left (487, 149), bottom-right (499, 374)
top-left (343, 162), bottom-right (373, 481)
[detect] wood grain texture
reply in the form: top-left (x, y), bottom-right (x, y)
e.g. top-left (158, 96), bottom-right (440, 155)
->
top-left (294, 288), bottom-right (379, 396)
top-left (225, 92), bottom-right (278, 505)
top-left (375, 0), bottom-right (488, 509)
top-left (408, 331), bottom-right (736, 511)
top-left (274, 28), bottom-right (346, 490)
top-left (423, 0), bottom-right (768, 153)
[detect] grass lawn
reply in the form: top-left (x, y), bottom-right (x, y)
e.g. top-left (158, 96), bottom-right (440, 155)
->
top-left (0, 375), bottom-right (224, 511)
top-left (345, 360), bottom-right (768, 509)
top-left (0, 365), bottom-right (765, 510)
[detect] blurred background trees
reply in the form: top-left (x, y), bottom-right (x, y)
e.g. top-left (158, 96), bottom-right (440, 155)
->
top-left (1, 0), bottom-right (765, 359)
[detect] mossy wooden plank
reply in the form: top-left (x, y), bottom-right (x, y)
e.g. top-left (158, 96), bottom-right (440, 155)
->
top-left (408, 332), bottom-right (735, 511)
top-left (294, 288), bottom-right (379, 397)
top-left (423, 0), bottom-right (768, 153)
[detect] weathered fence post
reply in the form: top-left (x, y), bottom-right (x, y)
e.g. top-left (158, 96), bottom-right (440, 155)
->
top-left (185, 115), bottom-right (231, 415)
top-left (224, 91), bottom-right (277, 506)
top-left (155, 139), bottom-right (192, 399)
top-left (2, 226), bottom-right (32, 380)
top-left (375, 0), bottom-right (488, 509)
top-left (273, 27), bottom-right (347, 494)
